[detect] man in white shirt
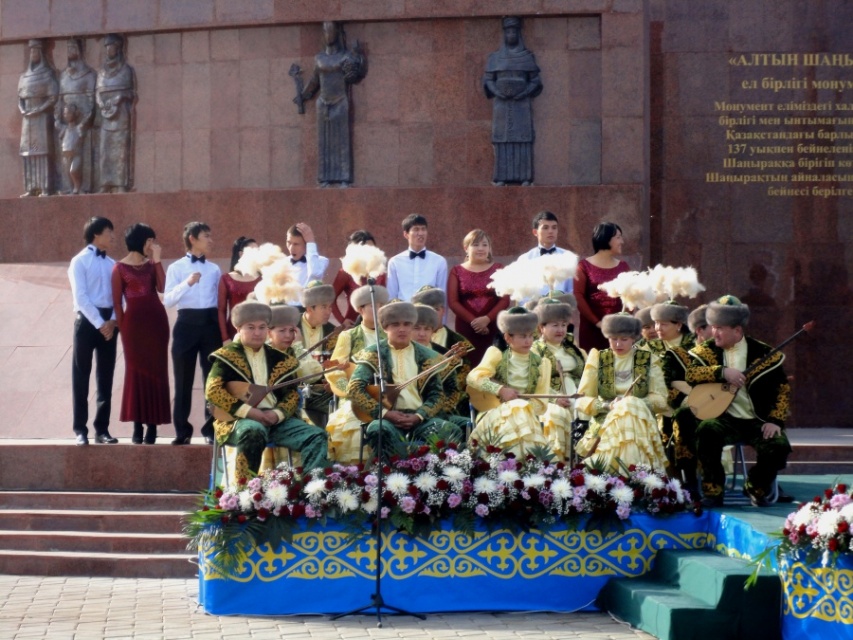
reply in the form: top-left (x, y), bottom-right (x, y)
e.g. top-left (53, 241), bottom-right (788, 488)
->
top-left (68, 217), bottom-right (119, 445)
top-left (164, 222), bottom-right (222, 445)
top-left (386, 214), bottom-right (448, 302)
top-left (285, 222), bottom-right (329, 307)
top-left (517, 210), bottom-right (575, 297)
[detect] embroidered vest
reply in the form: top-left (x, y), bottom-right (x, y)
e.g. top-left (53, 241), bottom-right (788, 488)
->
top-left (598, 349), bottom-right (650, 400)
top-left (495, 349), bottom-right (543, 394)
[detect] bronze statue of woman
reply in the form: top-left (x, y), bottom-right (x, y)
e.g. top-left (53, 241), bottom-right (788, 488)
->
top-left (483, 17), bottom-right (543, 186)
top-left (18, 39), bottom-right (58, 197)
top-left (297, 22), bottom-right (366, 188)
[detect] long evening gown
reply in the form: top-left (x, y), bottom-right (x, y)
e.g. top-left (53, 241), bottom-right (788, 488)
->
top-left (219, 273), bottom-right (261, 341)
top-left (113, 262), bottom-right (171, 425)
top-left (448, 263), bottom-right (510, 364)
top-left (574, 259), bottom-right (631, 351)
top-left (331, 269), bottom-right (387, 325)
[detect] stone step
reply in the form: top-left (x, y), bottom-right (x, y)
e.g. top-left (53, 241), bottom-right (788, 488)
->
top-left (0, 549), bottom-right (197, 578)
top-left (0, 491), bottom-right (200, 512)
top-left (0, 509), bottom-right (185, 534)
top-left (0, 530), bottom-right (188, 554)
top-left (780, 461), bottom-right (853, 475)
top-left (0, 443), bottom-right (213, 492)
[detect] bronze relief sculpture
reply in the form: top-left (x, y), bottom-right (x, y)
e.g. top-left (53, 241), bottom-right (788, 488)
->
top-left (295, 22), bottom-right (367, 188)
top-left (56, 37), bottom-right (96, 194)
top-left (18, 39), bottom-right (58, 197)
top-left (96, 33), bottom-right (136, 193)
top-left (483, 17), bottom-right (542, 186)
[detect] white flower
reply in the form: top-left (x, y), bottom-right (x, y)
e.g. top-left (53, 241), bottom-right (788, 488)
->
top-left (474, 477), bottom-right (498, 495)
top-left (385, 472), bottom-right (410, 496)
top-left (585, 474), bottom-right (608, 493)
top-left (363, 496), bottom-right (378, 513)
top-left (442, 466), bottom-right (467, 485)
top-left (817, 510), bottom-right (842, 538)
top-left (840, 503), bottom-right (853, 522)
top-left (498, 470), bottom-right (520, 485)
top-left (551, 478), bottom-right (573, 500)
top-left (642, 475), bottom-right (665, 491)
top-left (238, 491), bottom-right (254, 512)
top-left (304, 478), bottom-right (327, 498)
top-left (335, 489), bottom-right (360, 513)
top-left (414, 473), bottom-right (438, 492)
top-left (265, 484), bottom-right (289, 508)
top-left (611, 486), bottom-right (635, 504)
top-left (793, 503), bottom-right (820, 529)
top-left (523, 474), bottom-right (546, 489)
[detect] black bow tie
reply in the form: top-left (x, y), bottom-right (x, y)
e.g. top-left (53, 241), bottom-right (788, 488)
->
top-left (409, 250), bottom-right (426, 260)
top-left (94, 248), bottom-right (106, 259)
top-left (539, 247), bottom-right (557, 256)
top-left (190, 254), bottom-right (206, 264)
top-left (291, 256), bottom-right (307, 264)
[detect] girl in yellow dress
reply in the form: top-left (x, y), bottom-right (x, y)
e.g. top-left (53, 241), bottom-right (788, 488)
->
top-left (575, 313), bottom-right (669, 473)
top-left (467, 307), bottom-right (550, 457)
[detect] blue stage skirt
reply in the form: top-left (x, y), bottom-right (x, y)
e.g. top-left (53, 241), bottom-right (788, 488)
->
top-left (780, 551), bottom-right (853, 640)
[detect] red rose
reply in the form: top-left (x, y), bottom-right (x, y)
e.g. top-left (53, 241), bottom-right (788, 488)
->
top-left (571, 475), bottom-right (585, 487)
top-left (838, 484), bottom-right (848, 493)
top-left (253, 492), bottom-right (263, 502)
top-left (361, 490), bottom-right (371, 502)
top-left (825, 489), bottom-right (834, 499)
top-left (202, 505), bottom-right (210, 512)
top-left (214, 489), bottom-right (223, 499)
top-left (838, 521), bottom-right (850, 533)
top-left (829, 538), bottom-right (838, 552)
top-left (514, 479), bottom-right (525, 490)
top-left (238, 477), bottom-right (247, 486)
top-left (435, 440), bottom-right (446, 449)
top-left (447, 442), bottom-right (458, 450)
top-left (436, 479), bottom-right (449, 491)
top-left (290, 504), bottom-right (305, 518)
top-left (628, 464), bottom-right (637, 472)
top-left (237, 515), bottom-right (247, 523)
top-left (325, 480), bottom-right (334, 490)
top-left (220, 515), bottom-right (230, 524)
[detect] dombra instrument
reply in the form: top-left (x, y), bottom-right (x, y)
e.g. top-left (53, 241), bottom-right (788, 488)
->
top-left (574, 374), bottom-right (644, 458)
top-left (352, 342), bottom-right (472, 424)
top-left (298, 324), bottom-right (345, 360)
top-left (211, 360), bottom-right (345, 422)
top-left (686, 321), bottom-right (814, 421)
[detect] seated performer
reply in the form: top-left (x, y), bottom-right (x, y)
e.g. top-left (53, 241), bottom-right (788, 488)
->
top-left (688, 304), bottom-right (713, 343)
top-left (574, 313), bottom-right (669, 473)
top-left (299, 281), bottom-right (338, 427)
top-left (205, 301), bottom-right (328, 481)
top-left (267, 303), bottom-right (324, 403)
top-left (532, 297), bottom-right (588, 461)
top-left (467, 307), bottom-right (551, 457)
top-left (348, 301), bottom-right (459, 461)
top-left (648, 301), bottom-right (698, 492)
top-left (634, 306), bottom-right (658, 346)
top-left (325, 284), bottom-right (389, 462)
top-left (386, 214), bottom-right (448, 302)
top-left (685, 295), bottom-right (792, 508)
top-left (412, 284), bottom-right (474, 414)
top-left (412, 303), bottom-right (470, 434)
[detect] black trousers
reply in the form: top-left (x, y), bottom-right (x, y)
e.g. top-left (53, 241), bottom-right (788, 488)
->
top-left (72, 309), bottom-right (117, 436)
top-left (171, 309), bottom-right (221, 439)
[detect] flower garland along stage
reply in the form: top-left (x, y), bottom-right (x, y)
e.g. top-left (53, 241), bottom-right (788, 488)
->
top-left (750, 483), bottom-right (853, 640)
top-left (189, 445), bottom-right (718, 615)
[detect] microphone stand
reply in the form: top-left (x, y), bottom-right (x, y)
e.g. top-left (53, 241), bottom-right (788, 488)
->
top-left (330, 277), bottom-right (425, 627)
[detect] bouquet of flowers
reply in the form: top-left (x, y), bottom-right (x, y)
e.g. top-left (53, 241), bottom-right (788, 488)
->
top-left (185, 443), bottom-right (693, 573)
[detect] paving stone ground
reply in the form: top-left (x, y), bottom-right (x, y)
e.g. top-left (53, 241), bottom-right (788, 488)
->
top-left (0, 574), bottom-right (655, 640)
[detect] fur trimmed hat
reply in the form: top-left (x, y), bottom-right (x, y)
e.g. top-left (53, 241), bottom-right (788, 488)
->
top-left (378, 300), bottom-right (418, 328)
top-left (651, 300), bottom-right (689, 326)
top-left (269, 304), bottom-right (301, 328)
top-left (602, 313), bottom-right (641, 339)
top-left (414, 304), bottom-right (440, 329)
top-left (231, 301), bottom-right (271, 328)
top-left (350, 284), bottom-right (389, 311)
top-left (497, 307), bottom-right (538, 335)
top-left (301, 280), bottom-right (335, 307)
top-left (411, 285), bottom-right (446, 308)
top-left (706, 295), bottom-right (750, 328)
top-left (634, 306), bottom-right (654, 327)
top-left (535, 298), bottom-right (573, 325)
top-left (687, 304), bottom-right (709, 333)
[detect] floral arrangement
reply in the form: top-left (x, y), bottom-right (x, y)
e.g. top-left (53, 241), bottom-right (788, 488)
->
top-left (748, 482), bottom-right (853, 586)
top-left (185, 443), bottom-right (693, 572)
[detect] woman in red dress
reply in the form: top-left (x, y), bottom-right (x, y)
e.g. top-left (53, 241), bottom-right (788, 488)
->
top-left (111, 224), bottom-right (171, 444)
top-left (331, 230), bottom-right (387, 328)
top-left (218, 236), bottom-right (260, 342)
top-left (447, 229), bottom-right (510, 364)
top-left (574, 221), bottom-right (631, 351)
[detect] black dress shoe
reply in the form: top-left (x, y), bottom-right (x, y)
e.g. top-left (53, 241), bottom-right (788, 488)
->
top-left (75, 434), bottom-right (89, 446)
top-left (95, 433), bottom-right (119, 444)
top-left (171, 436), bottom-right (192, 445)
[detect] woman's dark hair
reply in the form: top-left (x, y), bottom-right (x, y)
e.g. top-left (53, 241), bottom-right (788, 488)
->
top-left (124, 223), bottom-right (156, 254)
top-left (348, 230), bottom-right (375, 245)
top-left (83, 217), bottom-right (113, 244)
top-left (230, 236), bottom-right (257, 271)
top-left (591, 221), bottom-right (623, 253)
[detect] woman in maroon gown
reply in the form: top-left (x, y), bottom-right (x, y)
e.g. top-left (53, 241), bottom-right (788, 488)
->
top-left (218, 236), bottom-right (260, 342)
top-left (447, 229), bottom-right (510, 364)
top-left (331, 230), bottom-right (387, 327)
top-left (574, 221), bottom-right (631, 351)
top-left (111, 224), bottom-right (171, 444)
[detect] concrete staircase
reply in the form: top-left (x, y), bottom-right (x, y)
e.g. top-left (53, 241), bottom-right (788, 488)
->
top-left (597, 549), bottom-right (781, 640)
top-left (0, 442), bottom-right (212, 578)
